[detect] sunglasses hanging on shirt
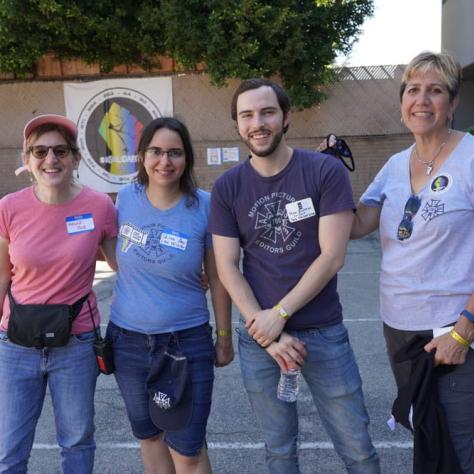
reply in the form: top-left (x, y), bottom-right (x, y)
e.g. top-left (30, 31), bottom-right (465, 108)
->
top-left (397, 195), bottom-right (422, 241)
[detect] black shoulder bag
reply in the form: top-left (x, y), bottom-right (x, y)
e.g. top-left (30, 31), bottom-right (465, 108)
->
top-left (7, 286), bottom-right (88, 349)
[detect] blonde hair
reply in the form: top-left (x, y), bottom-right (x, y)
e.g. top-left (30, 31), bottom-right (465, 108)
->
top-left (400, 51), bottom-right (462, 102)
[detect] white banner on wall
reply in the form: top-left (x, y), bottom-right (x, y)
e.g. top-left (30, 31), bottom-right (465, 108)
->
top-left (64, 77), bottom-right (173, 193)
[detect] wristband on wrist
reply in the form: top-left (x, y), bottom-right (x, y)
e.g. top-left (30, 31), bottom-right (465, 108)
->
top-left (461, 309), bottom-right (474, 323)
top-left (216, 329), bottom-right (232, 337)
top-left (273, 303), bottom-right (290, 320)
top-left (449, 329), bottom-right (470, 348)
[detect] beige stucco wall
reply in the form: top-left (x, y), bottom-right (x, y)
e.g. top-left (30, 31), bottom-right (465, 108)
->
top-left (0, 71), bottom-right (412, 200)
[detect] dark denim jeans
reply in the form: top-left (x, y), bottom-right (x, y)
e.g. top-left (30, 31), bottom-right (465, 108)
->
top-left (107, 321), bottom-right (215, 457)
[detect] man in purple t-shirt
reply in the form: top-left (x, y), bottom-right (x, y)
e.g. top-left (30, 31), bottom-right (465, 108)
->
top-left (209, 79), bottom-right (380, 474)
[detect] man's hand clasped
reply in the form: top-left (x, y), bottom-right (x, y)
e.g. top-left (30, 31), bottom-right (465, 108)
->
top-left (246, 307), bottom-right (286, 347)
top-left (266, 332), bottom-right (307, 372)
top-left (246, 308), bottom-right (307, 371)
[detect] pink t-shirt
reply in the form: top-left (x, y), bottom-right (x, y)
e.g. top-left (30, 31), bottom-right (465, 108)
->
top-left (0, 186), bottom-right (117, 334)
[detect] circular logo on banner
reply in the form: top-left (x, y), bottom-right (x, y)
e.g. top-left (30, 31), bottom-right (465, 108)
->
top-left (77, 87), bottom-right (161, 184)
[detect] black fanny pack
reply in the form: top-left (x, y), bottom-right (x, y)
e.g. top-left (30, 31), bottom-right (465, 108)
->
top-left (7, 286), bottom-right (88, 349)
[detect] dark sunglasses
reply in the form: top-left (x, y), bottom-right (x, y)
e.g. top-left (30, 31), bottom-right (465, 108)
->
top-left (397, 195), bottom-right (421, 241)
top-left (28, 145), bottom-right (76, 159)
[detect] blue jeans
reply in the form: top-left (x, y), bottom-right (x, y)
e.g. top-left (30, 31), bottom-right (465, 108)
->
top-left (107, 321), bottom-right (215, 457)
top-left (0, 331), bottom-right (98, 474)
top-left (238, 320), bottom-right (380, 474)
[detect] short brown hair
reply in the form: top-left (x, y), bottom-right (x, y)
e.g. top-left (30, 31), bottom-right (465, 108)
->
top-left (231, 78), bottom-right (291, 121)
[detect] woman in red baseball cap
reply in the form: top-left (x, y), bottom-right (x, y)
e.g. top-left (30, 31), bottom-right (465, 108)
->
top-left (0, 114), bottom-right (117, 473)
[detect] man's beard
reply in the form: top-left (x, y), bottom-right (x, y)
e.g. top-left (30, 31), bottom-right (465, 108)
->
top-left (243, 127), bottom-right (284, 158)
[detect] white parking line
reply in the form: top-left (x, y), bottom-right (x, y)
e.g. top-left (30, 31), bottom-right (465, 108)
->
top-left (33, 441), bottom-right (412, 450)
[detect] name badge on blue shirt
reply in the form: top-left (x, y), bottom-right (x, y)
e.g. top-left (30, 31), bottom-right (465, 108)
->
top-left (160, 228), bottom-right (189, 251)
top-left (66, 213), bottom-right (95, 235)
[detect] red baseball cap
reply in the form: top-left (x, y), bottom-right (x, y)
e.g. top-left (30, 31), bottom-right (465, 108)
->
top-left (15, 114), bottom-right (79, 176)
top-left (23, 114), bottom-right (78, 151)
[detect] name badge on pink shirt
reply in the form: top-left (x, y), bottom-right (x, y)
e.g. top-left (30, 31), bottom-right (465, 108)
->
top-left (66, 213), bottom-right (95, 235)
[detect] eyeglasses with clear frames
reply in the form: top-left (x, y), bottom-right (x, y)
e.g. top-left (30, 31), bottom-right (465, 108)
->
top-left (144, 147), bottom-right (185, 159)
top-left (28, 145), bottom-right (76, 160)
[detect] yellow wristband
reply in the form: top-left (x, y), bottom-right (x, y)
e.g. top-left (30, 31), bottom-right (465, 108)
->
top-left (216, 329), bottom-right (232, 337)
top-left (273, 303), bottom-right (290, 320)
top-left (449, 329), bottom-right (470, 348)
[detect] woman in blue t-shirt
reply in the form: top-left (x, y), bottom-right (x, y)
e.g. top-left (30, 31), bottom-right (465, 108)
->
top-left (107, 117), bottom-right (234, 474)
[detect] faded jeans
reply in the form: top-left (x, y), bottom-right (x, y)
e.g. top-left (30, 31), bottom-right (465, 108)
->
top-left (237, 320), bottom-right (380, 474)
top-left (0, 331), bottom-right (98, 474)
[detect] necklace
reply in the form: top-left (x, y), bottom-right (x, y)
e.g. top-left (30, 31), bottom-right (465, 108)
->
top-left (413, 130), bottom-right (451, 175)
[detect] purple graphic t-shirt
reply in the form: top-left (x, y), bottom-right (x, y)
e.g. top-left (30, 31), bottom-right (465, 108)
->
top-left (210, 149), bottom-right (355, 330)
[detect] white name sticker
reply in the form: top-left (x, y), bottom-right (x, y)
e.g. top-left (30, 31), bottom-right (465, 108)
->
top-left (160, 229), bottom-right (188, 251)
top-left (285, 198), bottom-right (316, 223)
top-left (119, 224), bottom-right (148, 247)
top-left (66, 213), bottom-right (95, 235)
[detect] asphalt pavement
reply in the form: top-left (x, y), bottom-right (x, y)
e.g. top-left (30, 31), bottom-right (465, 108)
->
top-left (28, 234), bottom-right (414, 473)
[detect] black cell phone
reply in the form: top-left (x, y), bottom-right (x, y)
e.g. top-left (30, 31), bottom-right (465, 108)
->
top-left (93, 338), bottom-right (115, 375)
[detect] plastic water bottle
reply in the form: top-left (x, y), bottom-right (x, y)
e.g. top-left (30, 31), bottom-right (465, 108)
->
top-left (277, 368), bottom-right (300, 402)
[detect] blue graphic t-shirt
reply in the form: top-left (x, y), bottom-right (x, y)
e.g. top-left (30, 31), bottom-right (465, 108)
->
top-left (210, 149), bottom-right (355, 330)
top-left (110, 184), bottom-right (212, 333)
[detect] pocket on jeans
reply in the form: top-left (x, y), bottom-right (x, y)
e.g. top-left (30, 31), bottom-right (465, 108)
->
top-left (0, 331), bottom-right (8, 342)
top-left (71, 331), bottom-right (95, 344)
top-left (318, 323), bottom-right (349, 344)
top-left (236, 320), bottom-right (255, 346)
top-left (178, 323), bottom-right (213, 345)
top-left (448, 355), bottom-right (474, 393)
top-left (106, 322), bottom-right (123, 344)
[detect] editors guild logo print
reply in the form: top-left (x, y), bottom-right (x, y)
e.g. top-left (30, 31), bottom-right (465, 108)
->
top-left (77, 88), bottom-right (161, 184)
top-left (248, 193), bottom-right (302, 254)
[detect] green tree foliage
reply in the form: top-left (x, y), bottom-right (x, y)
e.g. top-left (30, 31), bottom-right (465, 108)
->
top-left (0, 0), bottom-right (373, 108)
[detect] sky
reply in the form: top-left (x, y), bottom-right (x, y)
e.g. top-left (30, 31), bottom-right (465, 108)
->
top-left (336, 0), bottom-right (442, 67)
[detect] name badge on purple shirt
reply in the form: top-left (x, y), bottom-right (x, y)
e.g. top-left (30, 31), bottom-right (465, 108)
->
top-left (285, 198), bottom-right (316, 223)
